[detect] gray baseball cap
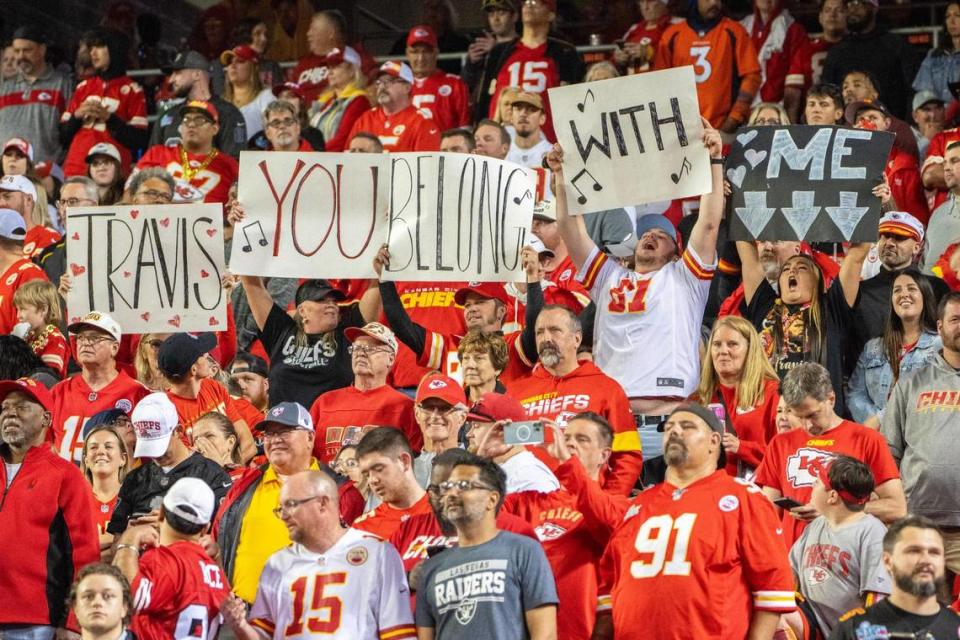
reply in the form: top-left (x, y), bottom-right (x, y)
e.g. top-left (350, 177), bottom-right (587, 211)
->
top-left (162, 50), bottom-right (209, 74)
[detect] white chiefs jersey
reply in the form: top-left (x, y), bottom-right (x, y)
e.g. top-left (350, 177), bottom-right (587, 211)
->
top-left (578, 245), bottom-right (714, 397)
top-left (248, 528), bottom-right (416, 640)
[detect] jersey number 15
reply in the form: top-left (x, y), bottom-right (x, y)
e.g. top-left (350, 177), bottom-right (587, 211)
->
top-left (286, 573), bottom-right (347, 636)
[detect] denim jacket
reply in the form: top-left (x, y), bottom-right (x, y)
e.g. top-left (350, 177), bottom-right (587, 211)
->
top-left (847, 331), bottom-right (941, 423)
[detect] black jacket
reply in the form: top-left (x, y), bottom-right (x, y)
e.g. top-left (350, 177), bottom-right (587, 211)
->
top-left (106, 451), bottom-right (231, 535)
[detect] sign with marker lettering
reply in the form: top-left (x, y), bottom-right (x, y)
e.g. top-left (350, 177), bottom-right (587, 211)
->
top-left (548, 65), bottom-right (711, 215)
top-left (726, 125), bottom-right (894, 241)
top-left (66, 204), bottom-right (227, 333)
top-left (230, 152), bottom-right (535, 282)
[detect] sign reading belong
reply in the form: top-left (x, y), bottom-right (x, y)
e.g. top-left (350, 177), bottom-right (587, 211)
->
top-left (230, 151), bottom-right (535, 282)
top-left (548, 65), bottom-right (711, 215)
top-left (66, 203), bottom-right (227, 333)
top-left (726, 125), bottom-right (895, 242)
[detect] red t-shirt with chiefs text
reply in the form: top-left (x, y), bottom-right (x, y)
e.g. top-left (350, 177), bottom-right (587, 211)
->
top-left (410, 70), bottom-right (471, 133)
top-left (309, 384), bottom-right (420, 464)
top-left (136, 144), bottom-right (239, 204)
top-left (353, 492), bottom-right (432, 541)
top-left (754, 420), bottom-right (900, 546)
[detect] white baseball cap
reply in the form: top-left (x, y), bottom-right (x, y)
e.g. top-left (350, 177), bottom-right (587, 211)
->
top-left (162, 477), bottom-right (215, 525)
top-left (344, 321), bottom-right (399, 354)
top-left (85, 142), bottom-right (122, 165)
top-left (0, 209), bottom-right (26, 241)
top-left (0, 174), bottom-right (37, 201)
top-left (132, 392), bottom-right (179, 458)
top-left (67, 311), bottom-right (122, 342)
top-left (532, 199), bottom-right (556, 222)
top-left (527, 236), bottom-right (555, 258)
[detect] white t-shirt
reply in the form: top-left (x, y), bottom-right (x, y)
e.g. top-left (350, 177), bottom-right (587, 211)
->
top-left (500, 450), bottom-right (560, 494)
top-left (4, 462), bottom-right (21, 488)
top-left (506, 136), bottom-right (552, 169)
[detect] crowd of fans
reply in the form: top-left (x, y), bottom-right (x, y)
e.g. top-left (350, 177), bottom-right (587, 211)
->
top-left (3, 0), bottom-right (960, 639)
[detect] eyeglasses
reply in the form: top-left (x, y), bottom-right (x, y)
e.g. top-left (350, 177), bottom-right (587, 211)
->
top-left (416, 403), bottom-right (460, 417)
top-left (335, 457), bottom-right (358, 469)
top-left (266, 117), bottom-right (297, 129)
top-left (135, 189), bottom-right (173, 203)
top-left (272, 495), bottom-right (321, 518)
top-left (57, 198), bottom-right (95, 208)
top-left (263, 427), bottom-right (298, 441)
top-left (181, 116), bottom-right (213, 127)
top-left (348, 345), bottom-right (392, 356)
top-left (75, 333), bottom-right (115, 346)
top-left (438, 480), bottom-right (496, 494)
top-left (375, 77), bottom-right (398, 88)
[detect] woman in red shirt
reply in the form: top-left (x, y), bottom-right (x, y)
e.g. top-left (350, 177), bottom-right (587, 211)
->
top-left (696, 316), bottom-right (781, 478)
top-left (80, 424), bottom-right (129, 559)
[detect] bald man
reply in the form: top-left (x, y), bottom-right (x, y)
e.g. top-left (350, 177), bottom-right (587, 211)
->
top-left (222, 470), bottom-right (416, 639)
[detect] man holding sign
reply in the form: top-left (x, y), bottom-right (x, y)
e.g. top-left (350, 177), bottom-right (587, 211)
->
top-left (547, 119), bottom-right (724, 461)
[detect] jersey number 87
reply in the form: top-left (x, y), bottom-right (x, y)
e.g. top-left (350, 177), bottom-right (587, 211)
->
top-left (631, 513), bottom-right (697, 578)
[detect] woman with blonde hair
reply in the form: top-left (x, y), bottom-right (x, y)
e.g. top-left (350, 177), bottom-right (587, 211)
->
top-left (311, 46), bottom-right (371, 152)
top-left (220, 44), bottom-right (274, 138)
top-left (493, 86), bottom-right (522, 125)
top-left (747, 102), bottom-right (791, 126)
top-left (697, 316), bottom-right (781, 477)
top-left (80, 423), bottom-right (129, 558)
top-left (134, 333), bottom-right (169, 391)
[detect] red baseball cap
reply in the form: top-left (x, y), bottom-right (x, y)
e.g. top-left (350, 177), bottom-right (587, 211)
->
top-left (325, 46), bottom-right (362, 67)
top-left (182, 100), bottom-right (219, 124)
top-left (0, 377), bottom-right (53, 412)
top-left (454, 282), bottom-right (509, 306)
top-left (271, 82), bottom-right (305, 101)
top-left (416, 373), bottom-right (467, 407)
top-left (220, 44), bottom-right (259, 66)
top-left (467, 392), bottom-right (527, 423)
top-left (809, 457), bottom-right (870, 505)
top-left (407, 25), bottom-right (438, 49)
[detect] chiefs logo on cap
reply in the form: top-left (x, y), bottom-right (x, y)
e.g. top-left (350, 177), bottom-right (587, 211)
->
top-left (271, 407), bottom-right (284, 417)
top-left (414, 28), bottom-right (429, 37)
top-left (428, 379), bottom-right (448, 390)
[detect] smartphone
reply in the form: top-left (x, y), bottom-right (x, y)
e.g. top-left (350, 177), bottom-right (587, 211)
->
top-left (707, 402), bottom-right (727, 432)
top-left (503, 420), bottom-right (545, 445)
top-left (773, 497), bottom-right (803, 510)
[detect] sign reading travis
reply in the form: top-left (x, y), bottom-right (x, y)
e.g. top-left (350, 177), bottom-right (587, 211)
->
top-left (66, 203), bottom-right (227, 333)
top-left (548, 65), bottom-right (711, 215)
top-left (726, 125), bottom-right (895, 242)
top-left (230, 151), bottom-right (535, 282)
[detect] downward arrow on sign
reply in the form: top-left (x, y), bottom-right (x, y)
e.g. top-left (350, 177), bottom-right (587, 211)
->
top-left (735, 191), bottom-right (777, 239)
top-left (782, 191), bottom-right (822, 240)
top-left (827, 192), bottom-right (870, 241)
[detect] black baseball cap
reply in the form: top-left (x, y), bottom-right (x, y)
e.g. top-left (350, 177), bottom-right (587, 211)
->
top-left (295, 279), bottom-right (346, 306)
top-left (157, 332), bottom-right (217, 378)
top-left (229, 353), bottom-right (268, 378)
top-left (12, 26), bottom-right (46, 45)
top-left (658, 403), bottom-right (727, 469)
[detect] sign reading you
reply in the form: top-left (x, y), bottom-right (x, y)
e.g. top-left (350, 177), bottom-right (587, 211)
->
top-left (548, 65), bottom-right (711, 215)
top-left (726, 125), bottom-right (895, 242)
top-left (231, 152), bottom-right (535, 282)
top-left (66, 203), bottom-right (227, 333)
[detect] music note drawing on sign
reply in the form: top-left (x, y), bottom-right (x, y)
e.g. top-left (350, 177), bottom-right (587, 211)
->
top-left (671, 156), bottom-right (693, 184)
top-left (513, 189), bottom-right (532, 205)
top-left (577, 88), bottom-right (595, 113)
top-left (570, 169), bottom-right (603, 205)
top-left (241, 220), bottom-right (269, 253)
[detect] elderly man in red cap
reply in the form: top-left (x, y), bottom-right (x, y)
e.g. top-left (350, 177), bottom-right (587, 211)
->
top-left (347, 61), bottom-right (440, 152)
top-left (0, 378), bottom-right (100, 639)
top-left (411, 372), bottom-right (468, 487)
top-left (406, 25), bottom-right (470, 132)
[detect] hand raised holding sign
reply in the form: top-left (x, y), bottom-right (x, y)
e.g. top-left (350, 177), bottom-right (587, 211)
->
top-left (372, 244), bottom-right (391, 278)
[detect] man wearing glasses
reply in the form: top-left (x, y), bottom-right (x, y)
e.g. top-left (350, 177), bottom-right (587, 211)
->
top-left (213, 402), bottom-right (362, 606)
top-left (309, 322), bottom-right (419, 465)
top-left (346, 61), bottom-right (440, 153)
top-left (36, 175), bottom-right (99, 284)
top-left (51, 311), bottom-right (149, 463)
top-left (135, 100), bottom-right (239, 204)
top-left (262, 100), bottom-right (313, 152)
top-left (415, 452), bottom-right (558, 640)
top-left (221, 469), bottom-right (417, 640)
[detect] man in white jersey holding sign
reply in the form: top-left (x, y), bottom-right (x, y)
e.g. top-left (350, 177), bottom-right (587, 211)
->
top-left (546, 117), bottom-right (724, 466)
top-left (221, 470), bottom-right (416, 640)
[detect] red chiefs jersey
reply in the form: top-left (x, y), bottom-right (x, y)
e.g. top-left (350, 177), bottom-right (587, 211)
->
top-left (489, 42), bottom-right (563, 141)
top-left (923, 127), bottom-right (960, 210)
top-left (136, 144), bottom-right (239, 204)
top-left (741, 9), bottom-right (809, 103)
top-left (503, 281), bottom-right (590, 334)
top-left (353, 492), bottom-right (433, 540)
top-left (309, 384), bottom-right (420, 464)
top-left (599, 471), bottom-right (795, 639)
top-left (61, 74), bottom-right (147, 177)
top-left (653, 19), bottom-right (761, 128)
top-left (410, 70), bottom-right (471, 133)
top-left (754, 420), bottom-right (900, 546)
top-left (347, 105), bottom-right (440, 152)
top-left (130, 541), bottom-right (231, 640)
top-left (713, 378), bottom-right (780, 475)
top-left (509, 361), bottom-right (642, 495)
top-left (166, 378), bottom-right (245, 443)
top-left (23, 225), bottom-right (61, 258)
top-left (389, 510), bottom-right (538, 574)
top-left (505, 490), bottom-right (607, 640)
top-left (621, 16), bottom-right (679, 75)
top-left (420, 328), bottom-right (534, 385)
top-left (292, 54), bottom-right (328, 105)
top-left (886, 147), bottom-right (930, 225)
top-left (0, 258), bottom-right (47, 334)
top-left (786, 37), bottom-right (834, 90)
top-left (390, 280), bottom-right (468, 388)
top-left (28, 325), bottom-right (69, 377)
top-left (51, 369), bottom-right (149, 463)
top-left (89, 491), bottom-right (117, 536)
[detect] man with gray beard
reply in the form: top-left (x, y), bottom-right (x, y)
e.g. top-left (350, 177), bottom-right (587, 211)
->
top-left (830, 516), bottom-right (960, 639)
top-left (507, 305), bottom-right (641, 494)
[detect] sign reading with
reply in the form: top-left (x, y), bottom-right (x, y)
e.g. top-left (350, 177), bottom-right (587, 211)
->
top-left (549, 65), bottom-right (711, 214)
top-left (726, 125), bottom-right (895, 242)
top-left (67, 203), bottom-right (227, 333)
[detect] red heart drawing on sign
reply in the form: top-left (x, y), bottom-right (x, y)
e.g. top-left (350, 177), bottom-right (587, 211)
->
top-left (200, 270), bottom-right (209, 278)
top-left (70, 263), bottom-right (86, 276)
top-left (130, 210), bottom-right (140, 219)
top-left (168, 315), bottom-right (181, 328)
top-left (159, 218), bottom-right (170, 228)
top-left (71, 232), bottom-right (79, 241)
top-left (123, 271), bottom-right (131, 278)
top-left (205, 228), bottom-right (216, 238)
top-left (140, 312), bottom-right (150, 321)
top-left (208, 316), bottom-right (218, 326)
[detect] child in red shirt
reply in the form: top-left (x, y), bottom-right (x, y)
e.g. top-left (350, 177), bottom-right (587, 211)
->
top-left (13, 279), bottom-right (68, 377)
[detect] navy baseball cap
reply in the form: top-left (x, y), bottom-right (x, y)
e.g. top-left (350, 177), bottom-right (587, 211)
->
top-left (81, 408), bottom-right (129, 440)
top-left (261, 402), bottom-right (313, 431)
top-left (157, 332), bottom-right (217, 378)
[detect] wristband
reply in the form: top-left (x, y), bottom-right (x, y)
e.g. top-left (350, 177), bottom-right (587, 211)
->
top-left (116, 543), bottom-right (140, 556)
top-left (711, 157), bottom-right (725, 165)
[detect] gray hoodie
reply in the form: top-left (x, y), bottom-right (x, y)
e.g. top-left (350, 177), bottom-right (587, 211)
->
top-left (881, 352), bottom-right (960, 526)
